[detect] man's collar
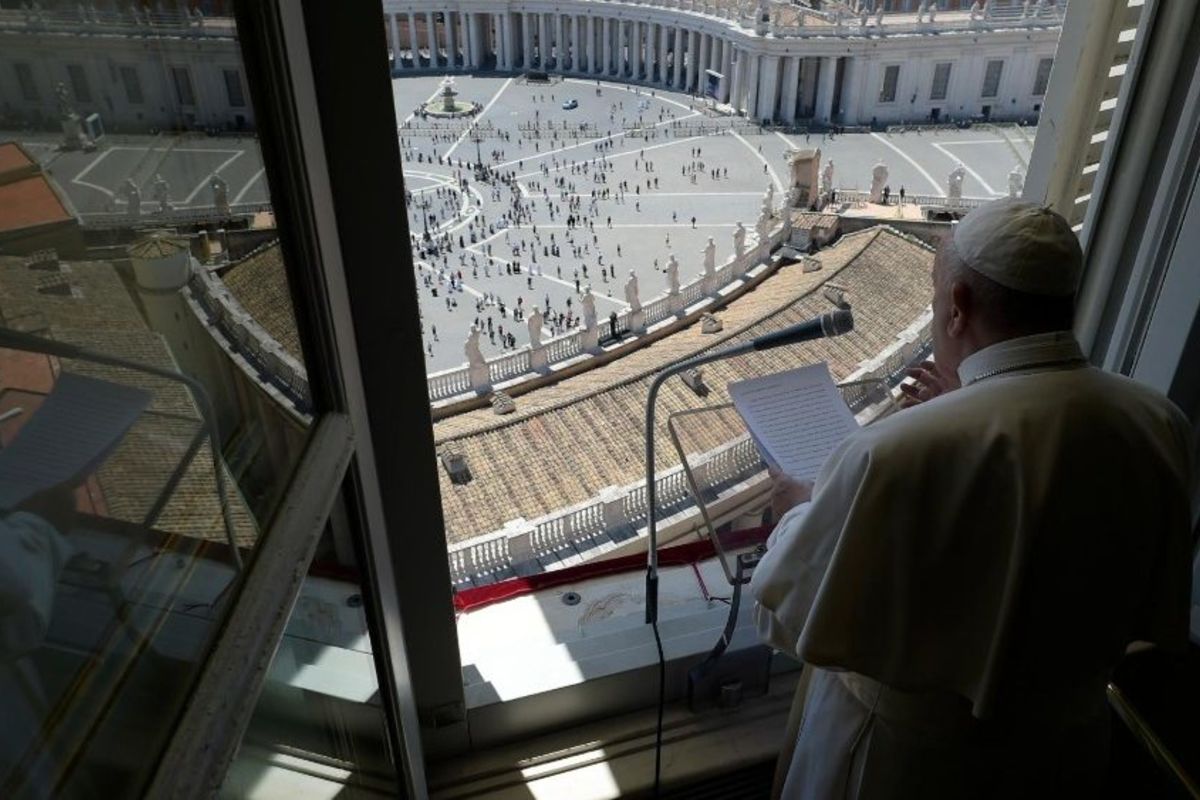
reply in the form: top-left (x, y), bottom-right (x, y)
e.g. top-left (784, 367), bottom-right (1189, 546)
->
top-left (956, 330), bottom-right (1086, 387)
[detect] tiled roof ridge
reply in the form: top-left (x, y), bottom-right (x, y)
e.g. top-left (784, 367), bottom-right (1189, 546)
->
top-left (225, 237), bottom-right (281, 272)
top-left (436, 226), bottom-right (895, 444)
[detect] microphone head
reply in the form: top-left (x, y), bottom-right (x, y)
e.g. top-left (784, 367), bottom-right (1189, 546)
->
top-left (823, 308), bottom-right (854, 337)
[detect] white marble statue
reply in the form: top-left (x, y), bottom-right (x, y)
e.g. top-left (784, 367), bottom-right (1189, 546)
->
top-left (764, 182), bottom-right (776, 213)
top-left (869, 161), bottom-right (889, 203)
top-left (1008, 166), bottom-right (1025, 198)
top-left (970, 0), bottom-right (984, 20)
top-left (581, 285), bottom-right (597, 330)
top-left (152, 173), bottom-right (171, 212)
top-left (465, 325), bottom-right (486, 369)
top-left (624, 270), bottom-right (641, 312)
top-left (667, 253), bottom-right (681, 295)
top-left (860, 8), bottom-right (869, 27)
top-left (875, 6), bottom-right (885, 26)
top-left (928, 1), bottom-right (937, 22)
top-left (733, 222), bottom-right (747, 259)
top-left (122, 178), bottom-right (141, 216)
top-left (210, 174), bottom-right (229, 216)
top-left (822, 159), bottom-right (835, 195)
top-left (915, 4), bottom-right (925, 23)
top-left (703, 237), bottom-right (716, 276)
top-left (948, 163), bottom-right (967, 199)
top-left (527, 306), bottom-right (543, 349)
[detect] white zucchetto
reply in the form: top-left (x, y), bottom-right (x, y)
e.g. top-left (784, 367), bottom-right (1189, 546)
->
top-left (952, 198), bottom-right (1082, 296)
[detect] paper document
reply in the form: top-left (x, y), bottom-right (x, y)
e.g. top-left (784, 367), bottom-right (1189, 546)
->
top-left (728, 363), bottom-right (859, 481)
top-left (0, 372), bottom-right (152, 509)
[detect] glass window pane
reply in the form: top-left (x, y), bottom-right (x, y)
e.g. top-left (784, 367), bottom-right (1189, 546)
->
top-left (982, 59), bottom-right (1004, 98)
top-left (0, 3), bottom-right (316, 795)
top-left (880, 64), bottom-right (899, 103)
top-left (1033, 57), bottom-right (1054, 97)
top-left (931, 62), bottom-right (951, 101)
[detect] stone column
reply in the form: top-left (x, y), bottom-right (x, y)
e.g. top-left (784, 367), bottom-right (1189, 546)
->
top-left (746, 53), bottom-right (761, 118)
top-left (447, 11), bottom-right (457, 69)
top-left (687, 29), bottom-right (699, 91)
top-left (630, 21), bottom-right (641, 80)
top-left (614, 19), bottom-right (625, 77)
top-left (505, 12), bottom-right (517, 70)
top-left (576, 14), bottom-right (585, 71)
top-left (757, 54), bottom-right (780, 122)
top-left (699, 33), bottom-right (710, 88)
top-left (388, 14), bottom-right (400, 70)
top-left (814, 55), bottom-right (837, 124)
top-left (838, 56), bottom-right (857, 124)
top-left (672, 26), bottom-right (685, 89)
top-left (601, 17), bottom-right (611, 75)
top-left (428, 11), bottom-right (440, 67)
top-left (730, 48), bottom-right (744, 111)
top-left (780, 55), bottom-right (800, 124)
top-left (657, 24), bottom-right (668, 85)
top-left (720, 39), bottom-right (733, 102)
top-left (539, 13), bottom-right (550, 67)
top-left (556, 13), bottom-right (565, 69)
top-left (523, 13), bottom-right (533, 69)
top-left (408, 12), bottom-right (419, 68)
top-left (586, 16), bottom-right (596, 73)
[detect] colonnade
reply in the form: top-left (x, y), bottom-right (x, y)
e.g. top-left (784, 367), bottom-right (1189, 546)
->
top-left (384, 8), bottom-right (850, 123)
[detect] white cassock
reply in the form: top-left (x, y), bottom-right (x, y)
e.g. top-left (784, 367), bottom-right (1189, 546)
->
top-left (750, 331), bottom-right (1193, 799)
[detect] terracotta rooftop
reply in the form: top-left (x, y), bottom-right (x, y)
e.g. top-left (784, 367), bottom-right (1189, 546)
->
top-left (222, 241), bottom-right (304, 363)
top-left (0, 141), bottom-right (34, 175)
top-left (792, 211), bottom-right (840, 230)
top-left (432, 226), bottom-right (934, 544)
top-left (0, 175), bottom-right (72, 233)
top-left (0, 255), bottom-right (258, 546)
top-left (128, 233), bottom-right (189, 259)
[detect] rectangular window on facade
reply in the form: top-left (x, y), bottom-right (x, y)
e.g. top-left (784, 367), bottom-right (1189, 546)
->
top-left (120, 65), bottom-right (144, 104)
top-left (223, 69), bottom-right (246, 107)
top-left (171, 66), bottom-right (196, 105)
top-left (880, 64), bottom-right (900, 103)
top-left (982, 59), bottom-right (1004, 98)
top-left (67, 63), bottom-right (91, 103)
top-left (931, 62), bottom-right (952, 101)
top-left (1033, 57), bottom-right (1053, 96)
top-left (14, 62), bottom-right (38, 101)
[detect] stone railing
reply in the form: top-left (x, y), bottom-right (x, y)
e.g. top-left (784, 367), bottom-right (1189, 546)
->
top-left (446, 228), bottom-right (938, 588)
top-left (831, 189), bottom-right (988, 209)
top-left (0, 8), bottom-right (238, 38)
top-left (79, 203), bottom-right (272, 230)
top-left (584, 0), bottom-right (1061, 38)
top-left (426, 218), bottom-right (789, 404)
top-left (187, 266), bottom-right (314, 418)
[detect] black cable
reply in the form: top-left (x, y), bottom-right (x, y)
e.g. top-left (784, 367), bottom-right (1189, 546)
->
top-left (652, 616), bottom-right (666, 798)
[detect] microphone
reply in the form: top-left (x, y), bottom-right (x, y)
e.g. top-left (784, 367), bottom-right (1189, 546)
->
top-left (750, 308), bottom-right (854, 352)
top-left (643, 306), bottom-right (854, 619)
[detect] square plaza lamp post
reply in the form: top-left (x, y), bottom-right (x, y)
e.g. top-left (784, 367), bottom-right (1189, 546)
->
top-left (470, 129), bottom-right (487, 182)
top-left (416, 195), bottom-right (432, 240)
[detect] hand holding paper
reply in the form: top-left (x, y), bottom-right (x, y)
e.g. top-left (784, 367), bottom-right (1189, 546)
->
top-left (729, 363), bottom-right (859, 482)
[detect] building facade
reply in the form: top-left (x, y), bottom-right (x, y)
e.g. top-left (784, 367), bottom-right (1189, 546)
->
top-left (0, 2), bottom-right (1061, 134)
top-left (381, 0), bottom-right (1062, 125)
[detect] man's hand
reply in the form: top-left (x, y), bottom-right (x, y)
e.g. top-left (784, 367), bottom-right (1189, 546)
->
top-left (898, 360), bottom-right (960, 408)
top-left (768, 466), bottom-right (814, 522)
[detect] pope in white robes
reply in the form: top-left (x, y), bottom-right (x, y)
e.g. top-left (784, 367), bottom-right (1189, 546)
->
top-left (750, 199), bottom-right (1193, 799)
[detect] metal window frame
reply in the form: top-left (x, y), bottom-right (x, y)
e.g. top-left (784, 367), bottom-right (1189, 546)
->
top-left (146, 0), bottom-right (464, 796)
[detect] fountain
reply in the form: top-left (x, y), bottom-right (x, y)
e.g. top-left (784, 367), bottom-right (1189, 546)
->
top-left (420, 76), bottom-right (481, 118)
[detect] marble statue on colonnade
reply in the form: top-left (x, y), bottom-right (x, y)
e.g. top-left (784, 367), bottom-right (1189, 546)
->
top-left (624, 270), bottom-right (641, 313)
top-left (1008, 166), bottom-right (1025, 198)
top-left (667, 253), bottom-right (681, 296)
top-left (869, 161), bottom-right (888, 203)
top-left (210, 174), bottom-right (230, 216)
top-left (527, 306), bottom-right (543, 349)
top-left (122, 178), bottom-right (141, 217)
top-left (582, 286), bottom-right (597, 329)
top-left (948, 163), bottom-right (966, 199)
top-left (153, 173), bottom-right (172, 213)
top-left (733, 222), bottom-right (747, 260)
top-left (822, 159), bottom-right (835, 197)
top-left (466, 325), bottom-right (489, 390)
top-left (581, 286), bottom-right (600, 351)
top-left (703, 237), bottom-right (716, 276)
